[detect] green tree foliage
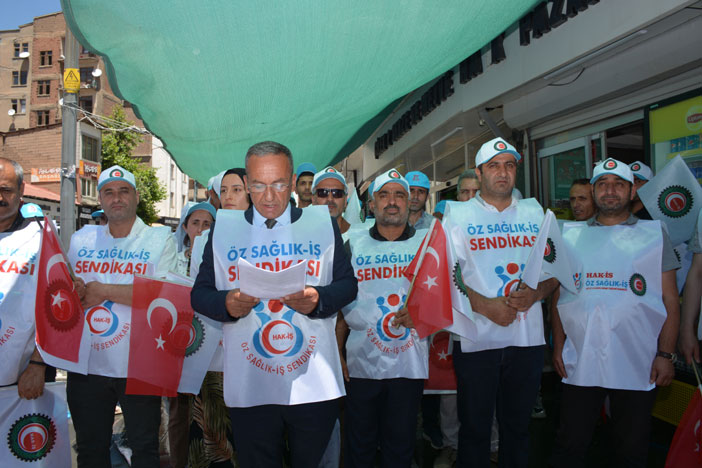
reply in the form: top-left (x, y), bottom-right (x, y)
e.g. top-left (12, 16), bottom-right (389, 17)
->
top-left (100, 105), bottom-right (166, 224)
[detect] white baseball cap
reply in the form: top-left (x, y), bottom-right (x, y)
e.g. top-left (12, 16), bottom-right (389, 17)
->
top-left (590, 158), bottom-right (634, 184)
top-left (312, 167), bottom-right (347, 191)
top-left (475, 137), bottom-right (521, 166)
top-left (372, 168), bottom-right (409, 195)
top-left (98, 165), bottom-right (136, 191)
top-left (629, 161), bottom-right (653, 181)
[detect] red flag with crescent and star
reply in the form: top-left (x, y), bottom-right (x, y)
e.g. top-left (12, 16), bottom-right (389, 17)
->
top-left (126, 275), bottom-right (194, 396)
top-left (665, 387), bottom-right (702, 467)
top-left (35, 217), bottom-right (85, 362)
top-left (424, 331), bottom-right (457, 391)
top-left (403, 219), bottom-right (453, 339)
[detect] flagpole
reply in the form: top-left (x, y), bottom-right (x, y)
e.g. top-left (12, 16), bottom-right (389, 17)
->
top-left (691, 360), bottom-right (702, 396)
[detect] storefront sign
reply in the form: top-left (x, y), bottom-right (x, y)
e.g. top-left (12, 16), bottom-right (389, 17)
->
top-left (79, 160), bottom-right (101, 179)
top-left (374, 0), bottom-right (601, 158)
top-left (30, 167), bottom-right (61, 183)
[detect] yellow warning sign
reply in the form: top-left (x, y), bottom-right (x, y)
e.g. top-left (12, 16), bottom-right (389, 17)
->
top-left (63, 68), bottom-right (80, 93)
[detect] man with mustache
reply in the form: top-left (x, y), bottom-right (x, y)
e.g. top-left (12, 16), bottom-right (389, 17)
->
top-left (551, 159), bottom-right (679, 467)
top-left (312, 167), bottom-right (350, 235)
top-left (340, 169), bottom-right (429, 468)
top-left (443, 138), bottom-right (558, 468)
top-left (67, 165), bottom-right (177, 468)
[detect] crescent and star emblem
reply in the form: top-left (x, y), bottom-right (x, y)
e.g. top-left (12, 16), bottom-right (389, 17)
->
top-left (146, 298), bottom-right (179, 350)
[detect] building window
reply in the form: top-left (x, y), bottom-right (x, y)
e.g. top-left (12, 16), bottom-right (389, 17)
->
top-left (39, 51), bottom-right (52, 66)
top-left (79, 96), bottom-right (93, 113)
top-left (82, 135), bottom-right (100, 162)
top-left (11, 99), bottom-right (26, 114)
top-left (36, 110), bottom-right (50, 126)
top-left (13, 43), bottom-right (29, 58)
top-left (37, 80), bottom-right (51, 96)
top-left (170, 163), bottom-right (175, 180)
top-left (79, 67), bottom-right (93, 83)
top-left (170, 192), bottom-right (175, 209)
top-left (12, 71), bottom-right (27, 86)
top-left (81, 179), bottom-right (97, 199)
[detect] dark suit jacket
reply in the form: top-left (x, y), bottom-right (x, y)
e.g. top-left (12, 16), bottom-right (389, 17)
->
top-left (191, 205), bottom-right (358, 322)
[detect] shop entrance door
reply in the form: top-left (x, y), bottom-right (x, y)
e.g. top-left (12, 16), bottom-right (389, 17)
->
top-left (537, 134), bottom-right (604, 212)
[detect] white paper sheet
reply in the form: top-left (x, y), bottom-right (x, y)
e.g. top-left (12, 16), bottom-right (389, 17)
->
top-left (237, 257), bottom-right (307, 299)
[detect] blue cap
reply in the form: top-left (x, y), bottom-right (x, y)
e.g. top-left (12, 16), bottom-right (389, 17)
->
top-left (296, 162), bottom-right (317, 178)
top-left (405, 171), bottom-right (430, 190)
top-left (186, 202), bottom-right (217, 221)
top-left (91, 209), bottom-right (104, 219)
top-left (433, 200), bottom-right (447, 215)
top-left (21, 203), bottom-right (44, 218)
top-left (372, 168), bottom-right (409, 195)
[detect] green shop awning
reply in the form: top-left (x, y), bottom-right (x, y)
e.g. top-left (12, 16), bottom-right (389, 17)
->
top-left (62, 0), bottom-right (538, 183)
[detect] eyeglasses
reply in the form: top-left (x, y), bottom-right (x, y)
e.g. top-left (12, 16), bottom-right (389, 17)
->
top-left (315, 188), bottom-right (345, 199)
top-left (248, 182), bottom-right (290, 193)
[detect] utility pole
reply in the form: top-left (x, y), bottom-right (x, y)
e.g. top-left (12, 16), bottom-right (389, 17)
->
top-left (59, 26), bottom-right (80, 249)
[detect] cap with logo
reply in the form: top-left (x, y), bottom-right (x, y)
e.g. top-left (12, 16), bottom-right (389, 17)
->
top-left (475, 137), bottom-right (522, 167)
top-left (296, 162), bottom-right (317, 178)
top-left (372, 168), bottom-right (409, 195)
top-left (90, 209), bottom-right (105, 219)
top-left (405, 171), bottom-right (430, 190)
top-left (20, 203), bottom-right (44, 218)
top-left (367, 180), bottom-right (375, 200)
top-left (98, 165), bottom-right (136, 191)
top-left (590, 158), bottom-right (634, 184)
top-left (312, 167), bottom-right (347, 191)
top-left (629, 161), bottom-right (653, 181)
top-left (186, 201), bottom-right (217, 221)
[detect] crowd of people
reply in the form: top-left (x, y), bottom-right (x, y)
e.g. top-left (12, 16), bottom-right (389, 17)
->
top-left (0, 134), bottom-right (699, 468)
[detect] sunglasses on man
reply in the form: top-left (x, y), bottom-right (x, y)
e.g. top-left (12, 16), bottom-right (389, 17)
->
top-left (315, 188), bottom-right (345, 199)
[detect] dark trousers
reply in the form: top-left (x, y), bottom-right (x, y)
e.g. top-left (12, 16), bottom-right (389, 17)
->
top-left (168, 393), bottom-right (192, 468)
top-left (67, 372), bottom-right (161, 468)
top-left (551, 384), bottom-right (658, 468)
top-left (344, 377), bottom-right (424, 468)
top-left (228, 398), bottom-right (339, 468)
top-left (453, 343), bottom-right (544, 468)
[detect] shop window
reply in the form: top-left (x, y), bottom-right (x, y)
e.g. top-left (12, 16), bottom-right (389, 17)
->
top-left (11, 99), bottom-right (26, 114)
top-left (12, 71), bottom-right (27, 86)
top-left (82, 135), bottom-right (100, 162)
top-left (39, 51), bottom-right (52, 66)
top-left (37, 80), bottom-right (51, 96)
top-left (648, 91), bottom-right (702, 174)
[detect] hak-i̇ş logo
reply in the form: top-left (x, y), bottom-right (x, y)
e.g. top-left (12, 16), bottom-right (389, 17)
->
top-left (252, 300), bottom-right (304, 358)
top-left (375, 293), bottom-right (410, 341)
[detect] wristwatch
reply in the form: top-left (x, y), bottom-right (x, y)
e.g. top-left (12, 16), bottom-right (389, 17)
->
top-left (656, 351), bottom-right (677, 363)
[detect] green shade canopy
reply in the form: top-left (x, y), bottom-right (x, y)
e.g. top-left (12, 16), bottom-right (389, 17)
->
top-left (62, 0), bottom-right (537, 183)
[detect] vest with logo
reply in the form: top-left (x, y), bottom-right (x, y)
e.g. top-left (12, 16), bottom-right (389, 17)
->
top-left (212, 206), bottom-right (343, 407)
top-left (68, 220), bottom-right (173, 377)
top-left (558, 221), bottom-right (665, 391)
top-left (343, 228), bottom-right (429, 379)
top-left (444, 198), bottom-right (545, 352)
top-left (0, 220), bottom-right (41, 385)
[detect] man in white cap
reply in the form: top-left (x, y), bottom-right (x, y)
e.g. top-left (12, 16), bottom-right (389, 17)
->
top-left (405, 170), bottom-right (434, 230)
top-left (551, 158), bottom-right (679, 467)
top-left (340, 168), bottom-right (429, 468)
top-left (67, 165), bottom-right (177, 468)
top-left (443, 137), bottom-right (558, 468)
top-left (628, 160), bottom-right (654, 219)
top-left (312, 167), bottom-right (350, 235)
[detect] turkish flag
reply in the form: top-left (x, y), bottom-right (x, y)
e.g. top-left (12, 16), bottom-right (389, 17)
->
top-left (403, 220), bottom-right (453, 339)
top-left (35, 217), bottom-right (85, 362)
top-left (424, 331), bottom-right (457, 391)
top-left (665, 389), bottom-right (702, 467)
top-left (126, 275), bottom-right (194, 397)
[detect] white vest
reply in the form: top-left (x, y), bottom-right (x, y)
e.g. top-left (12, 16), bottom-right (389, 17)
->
top-left (343, 228), bottom-right (429, 380)
top-left (68, 220), bottom-right (173, 377)
top-left (444, 198), bottom-right (545, 352)
top-left (212, 206), bottom-right (343, 407)
top-left (0, 220), bottom-right (41, 385)
top-left (558, 221), bottom-right (665, 391)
